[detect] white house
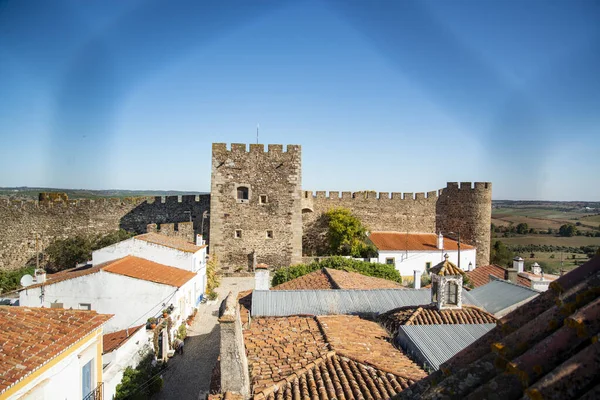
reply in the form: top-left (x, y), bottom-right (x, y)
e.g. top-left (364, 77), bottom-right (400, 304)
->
top-left (102, 325), bottom-right (152, 400)
top-left (368, 232), bottom-right (477, 282)
top-left (0, 306), bottom-right (112, 400)
top-left (19, 255), bottom-right (200, 333)
top-left (92, 233), bottom-right (208, 304)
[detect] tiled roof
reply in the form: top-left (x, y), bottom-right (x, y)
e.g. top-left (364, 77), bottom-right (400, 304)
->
top-left (316, 315), bottom-right (426, 381)
top-left (244, 316), bottom-right (330, 393)
top-left (395, 256), bottom-right (600, 400)
top-left (379, 305), bottom-right (496, 334)
top-left (466, 264), bottom-right (530, 288)
top-left (519, 271), bottom-right (559, 282)
top-left (369, 232), bottom-right (475, 251)
top-left (244, 314), bottom-right (427, 399)
top-left (103, 256), bottom-right (196, 287)
top-left (135, 232), bottom-right (205, 253)
top-left (271, 268), bottom-right (403, 291)
top-left (254, 353), bottom-right (417, 400)
top-left (0, 307), bottom-right (112, 394)
top-left (102, 325), bottom-right (145, 354)
top-left (324, 268), bottom-right (404, 289)
top-left (24, 264), bottom-right (103, 290)
top-left (271, 270), bottom-right (334, 290)
top-left (429, 257), bottom-right (464, 276)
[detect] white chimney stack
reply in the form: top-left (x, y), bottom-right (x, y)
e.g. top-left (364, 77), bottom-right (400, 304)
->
top-left (413, 270), bottom-right (421, 289)
top-left (255, 264), bottom-right (270, 291)
top-left (532, 262), bottom-right (542, 275)
top-left (196, 234), bottom-right (204, 246)
top-left (437, 232), bottom-right (444, 250)
top-left (513, 256), bottom-right (524, 273)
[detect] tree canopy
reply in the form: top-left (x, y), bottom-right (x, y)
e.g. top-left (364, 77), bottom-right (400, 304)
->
top-left (325, 208), bottom-right (377, 258)
top-left (558, 224), bottom-right (578, 237)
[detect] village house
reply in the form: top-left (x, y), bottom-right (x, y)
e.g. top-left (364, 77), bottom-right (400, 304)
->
top-left (368, 232), bottom-right (477, 283)
top-left (18, 255), bottom-right (199, 334)
top-left (467, 257), bottom-right (559, 291)
top-left (0, 306), bottom-right (112, 400)
top-left (102, 325), bottom-right (151, 400)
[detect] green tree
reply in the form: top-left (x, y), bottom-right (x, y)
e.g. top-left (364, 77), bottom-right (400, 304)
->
top-left (115, 354), bottom-right (164, 399)
top-left (325, 208), bottom-right (377, 258)
top-left (558, 224), bottom-right (577, 237)
top-left (516, 223), bottom-right (529, 235)
top-left (0, 266), bottom-right (35, 294)
top-left (490, 240), bottom-right (515, 267)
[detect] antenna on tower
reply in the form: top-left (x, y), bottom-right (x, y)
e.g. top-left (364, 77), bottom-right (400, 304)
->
top-left (256, 123), bottom-right (259, 144)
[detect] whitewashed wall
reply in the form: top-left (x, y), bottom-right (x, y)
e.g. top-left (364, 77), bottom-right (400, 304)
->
top-left (103, 328), bottom-right (152, 400)
top-left (377, 249), bottom-right (476, 279)
top-left (92, 238), bottom-right (207, 273)
top-left (7, 330), bottom-right (101, 400)
top-left (19, 271), bottom-right (200, 333)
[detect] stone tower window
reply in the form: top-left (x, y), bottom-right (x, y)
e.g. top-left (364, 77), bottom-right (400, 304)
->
top-left (235, 230), bottom-right (242, 238)
top-left (237, 186), bottom-right (249, 202)
top-left (445, 281), bottom-right (458, 305)
top-left (266, 230), bottom-right (273, 239)
top-left (259, 195), bottom-right (268, 204)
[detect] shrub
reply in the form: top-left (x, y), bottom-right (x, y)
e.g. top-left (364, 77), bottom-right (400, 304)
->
top-left (206, 255), bottom-right (220, 295)
top-left (177, 323), bottom-right (187, 340)
top-left (325, 208), bottom-right (377, 258)
top-left (0, 266), bottom-right (35, 293)
top-left (272, 256), bottom-right (401, 286)
top-left (115, 353), bottom-right (164, 400)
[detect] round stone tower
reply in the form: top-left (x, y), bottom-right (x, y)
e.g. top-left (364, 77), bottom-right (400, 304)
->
top-left (435, 182), bottom-right (492, 266)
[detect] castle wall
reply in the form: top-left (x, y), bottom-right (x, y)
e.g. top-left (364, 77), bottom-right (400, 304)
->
top-left (302, 190), bottom-right (438, 256)
top-left (0, 194), bottom-right (210, 271)
top-left (210, 143), bottom-right (302, 271)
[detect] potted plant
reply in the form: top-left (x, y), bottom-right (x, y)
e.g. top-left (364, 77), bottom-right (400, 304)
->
top-left (162, 309), bottom-right (169, 318)
top-left (147, 317), bottom-right (157, 329)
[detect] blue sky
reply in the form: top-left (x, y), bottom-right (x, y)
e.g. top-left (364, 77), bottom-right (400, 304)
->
top-left (0, 0), bottom-right (598, 200)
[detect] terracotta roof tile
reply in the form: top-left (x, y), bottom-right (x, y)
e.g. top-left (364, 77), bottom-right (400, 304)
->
top-left (369, 232), bottom-right (475, 251)
top-left (271, 270), bottom-right (334, 290)
top-left (135, 232), bottom-right (205, 253)
top-left (103, 256), bottom-right (196, 287)
top-left (0, 307), bottom-right (112, 394)
top-left (467, 265), bottom-right (530, 288)
top-left (102, 325), bottom-right (145, 354)
top-left (395, 256), bottom-right (600, 400)
top-left (316, 315), bottom-right (426, 381)
top-left (379, 305), bottom-right (497, 334)
top-left (429, 257), bottom-right (464, 276)
top-left (324, 268), bottom-right (404, 289)
top-left (24, 264), bottom-right (103, 290)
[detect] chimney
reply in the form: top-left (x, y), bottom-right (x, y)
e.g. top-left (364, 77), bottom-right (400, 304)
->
top-left (218, 292), bottom-right (250, 398)
top-left (255, 263), bottom-right (270, 291)
top-left (196, 234), bottom-right (204, 246)
top-left (34, 269), bottom-right (46, 284)
top-left (513, 256), bottom-right (524, 273)
top-left (532, 262), bottom-right (542, 276)
top-left (437, 232), bottom-right (444, 250)
top-left (413, 270), bottom-right (421, 289)
top-left (467, 261), bottom-right (474, 272)
top-left (505, 268), bottom-right (518, 284)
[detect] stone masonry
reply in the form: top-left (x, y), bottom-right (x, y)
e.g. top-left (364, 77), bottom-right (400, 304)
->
top-left (0, 143), bottom-right (491, 273)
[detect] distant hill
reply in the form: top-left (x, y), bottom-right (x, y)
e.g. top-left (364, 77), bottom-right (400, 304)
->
top-left (0, 187), bottom-right (208, 200)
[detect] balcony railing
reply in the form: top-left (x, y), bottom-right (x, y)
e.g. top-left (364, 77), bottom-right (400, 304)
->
top-left (83, 382), bottom-right (103, 400)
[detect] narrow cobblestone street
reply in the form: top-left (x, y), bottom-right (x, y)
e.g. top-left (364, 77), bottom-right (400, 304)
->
top-left (153, 277), bottom-right (254, 400)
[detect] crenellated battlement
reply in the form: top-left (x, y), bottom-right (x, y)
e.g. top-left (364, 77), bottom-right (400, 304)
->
top-left (212, 143), bottom-right (301, 155)
top-left (303, 190), bottom-right (439, 201)
top-left (443, 181), bottom-right (492, 192)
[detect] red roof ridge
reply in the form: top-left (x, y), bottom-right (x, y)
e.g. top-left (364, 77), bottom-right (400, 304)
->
top-left (102, 324), bottom-right (145, 354)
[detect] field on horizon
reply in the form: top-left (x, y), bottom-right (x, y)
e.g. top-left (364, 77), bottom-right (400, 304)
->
top-left (498, 235), bottom-right (600, 247)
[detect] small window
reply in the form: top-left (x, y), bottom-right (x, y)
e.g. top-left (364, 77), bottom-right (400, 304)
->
top-left (237, 186), bottom-right (249, 201)
top-left (235, 230), bottom-right (242, 238)
top-left (79, 303), bottom-right (91, 311)
top-left (445, 282), bottom-right (458, 305)
top-left (266, 230), bottom-right (273, 239)
top-left (385, 258), bottom-right (395, 266)
top-left (425, 262), bottom-right (432, 271)
top-left (50, 303), bottom-right (63, 309)
top-left (259, 195), bottom-right (268, 204)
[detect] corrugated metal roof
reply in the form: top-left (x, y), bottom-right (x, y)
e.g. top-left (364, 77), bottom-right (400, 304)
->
top-left (468, 278), bottom-right (538, 315)
top-left (251, 289), bottom-right (483, 317)
top-left (396, 324), bottom-right (496, 371)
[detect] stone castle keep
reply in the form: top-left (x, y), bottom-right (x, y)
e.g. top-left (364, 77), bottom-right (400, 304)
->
top-left (0, 143), bottom-right (492, 272)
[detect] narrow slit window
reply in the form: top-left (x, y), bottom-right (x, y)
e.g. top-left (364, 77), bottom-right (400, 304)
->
top-left (259, 195), bottom-right (268, 204)
top-left (266, 230), bottom-right (273, 239)
top-left (235, 230), bottom-right (242, 239)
